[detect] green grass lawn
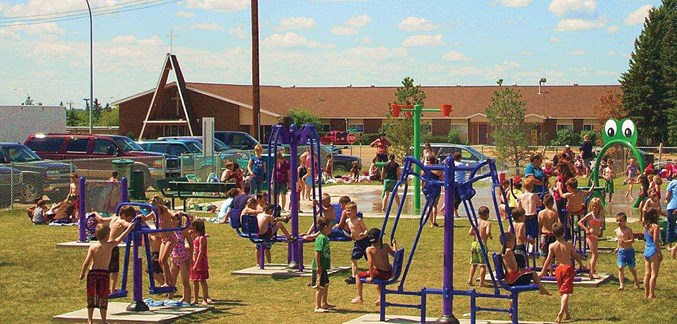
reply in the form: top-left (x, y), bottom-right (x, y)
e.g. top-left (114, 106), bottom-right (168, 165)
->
top-left (1, 206), bottom-right (676, 323)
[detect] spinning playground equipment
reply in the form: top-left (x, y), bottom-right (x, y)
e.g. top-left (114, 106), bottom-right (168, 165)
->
top-left (107, 201), bottom-right (192, 311)
top-left (78, 177), bottom-right (127, 242)
top-left (375, 156), bottom-right (547, 324)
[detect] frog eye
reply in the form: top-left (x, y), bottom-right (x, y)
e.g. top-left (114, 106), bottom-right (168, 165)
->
top-left (621, 120), bottom-right (635, 138)
top-left (604, 120), bottom-right (617, 138)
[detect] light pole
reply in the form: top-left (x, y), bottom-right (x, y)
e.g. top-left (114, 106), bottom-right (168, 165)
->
top-left (86, 0), bottom-right (93, 134)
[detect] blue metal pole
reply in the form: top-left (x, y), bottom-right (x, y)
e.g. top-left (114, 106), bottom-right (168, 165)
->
top-left (288, 125), bottom-right (300, 270)
top-left (78, 176), bottom-right (87, 242)
top-left (440, 156), bottom-right (459, 323)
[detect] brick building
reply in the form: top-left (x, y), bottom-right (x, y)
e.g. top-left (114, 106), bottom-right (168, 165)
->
top-left (115, 55), bottom-right (619, 144)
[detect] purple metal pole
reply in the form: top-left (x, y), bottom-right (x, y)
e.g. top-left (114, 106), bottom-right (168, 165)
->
top-left (440, 156), bottom-right (459, 323)
top-left (288, 126), bottom-right (300, 270)
top-left (127, 229), bottom-right (149, 311)
top-left (78, 177), bottom-right (87, 242)
top-left (120, 177), bottom-right (129, 203)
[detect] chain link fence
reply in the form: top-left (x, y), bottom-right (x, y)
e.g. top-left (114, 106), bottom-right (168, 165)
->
top-left (180, 154), bottom-right (223, 182)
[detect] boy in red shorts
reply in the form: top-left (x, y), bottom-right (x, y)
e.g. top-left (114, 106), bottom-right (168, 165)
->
top-left (351, 228), bottom-right (398, 306)
top-left (79, 222), bottom-right (136, 324)
top-left (539, 222), bottom-right (586, 324)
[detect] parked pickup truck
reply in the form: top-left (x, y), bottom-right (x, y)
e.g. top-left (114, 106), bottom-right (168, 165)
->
top-left (319, 131), bottom-right (352, 145)
top-left (0, 166), bottom-right (26, 207)
top-left (214, 131), bottom-right (259, 150)
top-left (0, 142), bottom-right (72, 203)
top-left (25, 134), bottom-right (166, 188)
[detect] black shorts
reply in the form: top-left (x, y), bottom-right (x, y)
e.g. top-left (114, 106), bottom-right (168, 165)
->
top-left (108, 246), bottom-right (120, 273)
top-left (376, 154), bottom-right (388, 162)
top-left (454, 188), bottom-right (462, 210)
top-left (148, 251), bottom-right (163, 274)
top-left (352, 237), bottom-right (370, 260)
top-left (311, 268), bottom-right (329, 288)
top-left (514, 244), bottom-right (527, 269)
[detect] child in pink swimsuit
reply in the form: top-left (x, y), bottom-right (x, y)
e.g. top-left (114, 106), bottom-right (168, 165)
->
top-left (578, 198), bottom-right (604, 279)
top-left (169, 213), bottom-right (192, 303)
top-left (190, 219), bottom-right (211, 305)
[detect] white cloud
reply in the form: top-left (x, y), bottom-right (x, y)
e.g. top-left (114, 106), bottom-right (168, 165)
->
top-left (0, 0), bottom-right (111, 17)
top-left (184, 0), bottom-right (249, 12)
top-left (398, 17), bottom-right (439, 31)
top-left (263, 32), bottom-right (334, 49)
top-left (570, 49), bottom-right (585, 56)
top-left (229, 24), bottom-right (247, 39)
top-left (607, 25), bottom-right (619, 33)
top-left (625, 5), bottom-right (653, 25)
top-left (555, 17), bottom-right (606, 31)
top-left (345, 15), bottom-right (371, 28)
top-left (442, 50), bottom-right (470, 61)
top-left (548, 0), bottom-right (596, 17)
top-left (332, 26), bottom-right (358, 35)
top-left (190, 23), bottom-right (224, 31)
top-left (277, 17), bottom-right (316, 31)
top-left (497, 0), bottom-right (533, 8)
top-left (608, 50), bottom-right (616, 56)
top-left (401, 34), bottom-right (444, 47)
top-left (362, 37), bottom-right (372, 44)
top-left (521, 50), bottom-right (534, 56)
top-left (176, 11), bottom-right (194, 18)
top-left (3, 22), bottom-right (66, 37)
top-left (549, 37), bottom-right (562, 43)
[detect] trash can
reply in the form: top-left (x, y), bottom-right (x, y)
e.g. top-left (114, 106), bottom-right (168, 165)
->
top-left (130, 170), bottom-right (146, 201)
top-left (112, 159), bottom-right (134, 184)
top-left (659, 217), bottom-right (668, 244)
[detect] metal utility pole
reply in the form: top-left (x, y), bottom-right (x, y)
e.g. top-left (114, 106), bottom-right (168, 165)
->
top-left (251, 0), bottom-right (261, 140)
top-left (86, 0), bottom-right (93, 134)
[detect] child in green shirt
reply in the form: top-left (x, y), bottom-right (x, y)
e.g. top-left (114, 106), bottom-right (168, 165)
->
top-left (312, 218), bottom-right (334, 313)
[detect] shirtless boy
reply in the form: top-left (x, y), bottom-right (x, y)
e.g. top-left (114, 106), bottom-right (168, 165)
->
top-left (468, 206), bottom-right (492, 286)
top-left (539, 223), bottom-right (586, 324)
top-left (351, 228), bottom-right (398, 305)
top-left (304, 193), bottom-right (337, 239)
top-left (518, 178), bottom-right (542, 240)
top-left (614, 212), bottom-right (639, 290)
top-left (538, 194), bottom-right (560, 274)
top-left (558, 178), bottom-right (593, 235)
top-left (255, 204), bottom-right (294, 266)
top-left (80, 222), bottom-right (136, 324)
top-left (345, 202), bottom-right (369, 285)
top-left (107, 205), bottom-right (137, 293)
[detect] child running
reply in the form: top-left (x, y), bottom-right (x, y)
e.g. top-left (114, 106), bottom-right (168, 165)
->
top-left (351, 228), bottom-right (398, 305)
top-left (345, 202), bottom-right (369, 285)
top-left (643, 208), bottom-right (663, 299)
top-left (312, 218), bottom-right (334, 313)
top-left (468, 206), bottom-right (492, 286)
top-left (501, 232), bottom-right (551, 295)
top-left (614, 212), bottom-right (639, 290)
top-left (80, 222), bottom-right (136, 324)
top-left (539, 222), bottom-right (586, 324)
top-left (190, 219), bottom-right (211, 305)
top-left (577, 197), bottom-right (604, 279)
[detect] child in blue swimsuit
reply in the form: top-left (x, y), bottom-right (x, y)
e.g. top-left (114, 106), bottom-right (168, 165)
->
top-left (642, 208), bottom-right (662, 299)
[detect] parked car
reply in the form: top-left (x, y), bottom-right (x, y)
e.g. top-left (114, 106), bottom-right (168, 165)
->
top-left (420, 143), bottom-right (491, 173)
top-left (157, 136), bottom-right (232, 152)
top-left (0, 166), bottom-right (26, 207)
top-left (319, 131), bottom-right (352, 145)
top-left (156, 137), bottom-right (250, 178)
top-left (214, 131), bottom-right (259, 150)
top-left (263, 144), bottom-right (361, 175)
top-left (135, 140), bottom-right (196, 178)
top-left (0, 142), bottom-right (72, 203)
top-left (24, 134), bottom-right (166, 187)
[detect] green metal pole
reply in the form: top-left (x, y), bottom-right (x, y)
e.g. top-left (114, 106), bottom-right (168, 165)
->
top-left (413, 104), bottom-right (422, 212)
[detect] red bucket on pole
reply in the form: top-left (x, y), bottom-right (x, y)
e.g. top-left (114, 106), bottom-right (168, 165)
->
top-left (390, 104), bottom-right (401, 117)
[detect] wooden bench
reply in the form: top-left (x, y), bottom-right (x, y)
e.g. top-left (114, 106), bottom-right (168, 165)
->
top-left (171, 181), bottom-right (236, 211)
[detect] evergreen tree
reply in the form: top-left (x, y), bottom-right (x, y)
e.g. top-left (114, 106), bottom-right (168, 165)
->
top-left (485, 79), bottom-right (530, 174)
top-left (620, 0), bottom-right (677, 145)
top-left (92, 98), bottom-right (103, 122)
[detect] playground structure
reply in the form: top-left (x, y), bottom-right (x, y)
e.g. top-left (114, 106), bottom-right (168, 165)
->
top-left (389, 103), bottom-right (452, 212)
top-left (77, 176), bottom-right (127, 242)
top-left (107, 201), bottom-right (192, 311)
top-left (373, 156), bottom-right (551, 324)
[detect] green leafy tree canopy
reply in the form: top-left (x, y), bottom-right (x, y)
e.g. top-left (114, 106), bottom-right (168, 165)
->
top-left (385, 77), bottom-right (428, 160)
top-left (288, 108), bottom-right (321, 127)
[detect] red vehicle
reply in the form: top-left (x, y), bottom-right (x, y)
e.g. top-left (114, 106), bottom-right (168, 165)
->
top-left (320, 131), bottom-right (352, 145)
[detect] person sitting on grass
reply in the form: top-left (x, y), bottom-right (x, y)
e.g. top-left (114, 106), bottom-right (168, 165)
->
top-left (80, 222), bottom-right (136, 324)
top-left (468, 206), bottom-right (492, 286)
top-left (31, 199), bottom-right (47, 225)
top-left (614, 212), bottom-right (639, 290)
top-left (539, 222), bottom-right (586, 324)
top-left (351, 228), bottom-right (398, 306)
top-left (501, 231), bottom-right (551, 295)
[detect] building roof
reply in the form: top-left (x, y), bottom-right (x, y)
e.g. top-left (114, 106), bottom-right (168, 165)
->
top-left (116, 82), bottom-right (621, 120)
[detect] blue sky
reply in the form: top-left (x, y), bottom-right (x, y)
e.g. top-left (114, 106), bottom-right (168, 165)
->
top-left (0, 0), bottom-right (660, 108)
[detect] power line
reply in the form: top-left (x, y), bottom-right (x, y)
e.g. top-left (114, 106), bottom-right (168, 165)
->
top-left (0, 0), bottom-right (154, 21)
top-left (0, 0), bottom-right (180, 27)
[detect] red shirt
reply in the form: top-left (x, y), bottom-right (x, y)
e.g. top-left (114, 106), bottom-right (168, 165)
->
top-left (370, 138), bottom-right (391, 155)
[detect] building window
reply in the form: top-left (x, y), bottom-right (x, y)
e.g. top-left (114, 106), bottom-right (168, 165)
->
top-left (347, 124), bottom-right (364, 133)
top-left (317, 124), bottom-right (330, 132)
top-left (583, 124), bottom-right (594, 131)
top-left (556, 124), bottom-right (573, 132)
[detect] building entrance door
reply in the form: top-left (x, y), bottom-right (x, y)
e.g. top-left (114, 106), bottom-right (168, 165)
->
top-left (478, 123), bottom-right (488, 145)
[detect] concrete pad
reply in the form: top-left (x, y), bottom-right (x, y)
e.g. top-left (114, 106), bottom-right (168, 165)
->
top-left (483, 272), bottom-right (612, 287)
top-left (56, 241), bottom-right (128, 249)
top-left (231, 263), bottom-right (350, 277)
top-left (345, 313), bottom-right (554, 323)
top-left (53, 302), bottom-right (212, 323)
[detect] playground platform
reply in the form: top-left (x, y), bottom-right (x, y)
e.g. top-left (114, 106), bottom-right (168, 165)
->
top-left (346, 314), bottom-right (555, 323)
top-left (231, 263), bottom-right (349, 277)
top-left (53, 302), bottom-right (212, 323)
